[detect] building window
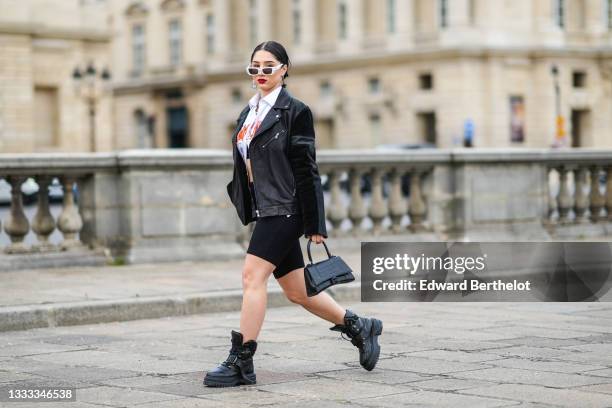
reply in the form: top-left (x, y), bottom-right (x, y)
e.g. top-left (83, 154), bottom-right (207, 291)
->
top-left (249, 0), bottom-right (258, 45)
top-left (368, 77), bottom-right (381, 94)
top-left (468, 0), bottom-right (476, 25)
top-left (509, 96), bottom-right (525, 143)
top-left (573, 70), bottom-right (587, 88)
top-left (338, 0), bottom-right (348, 39)
top-left (369, 113), bottom-right (381, 144)
top-left (168, 19), bottom-right (182, 66)
top-left (555, 0), bottom-right (565, 28)
top-left (231, 88), bottom-right (242, 103)
top-left (439, 0), bottom-right (449, 28)
top-left (206, 13), bottom-right (214, 54)
top-left (386, 0), bottom-right (396, 33)
top-left (419, 73), bottom-right (433, 90)
top-left (293, 0), bottom-right (302, 44)
top-left (132, 23), bottom-right (145, 74)
top-left (320, 81), bottom-right (332, 98)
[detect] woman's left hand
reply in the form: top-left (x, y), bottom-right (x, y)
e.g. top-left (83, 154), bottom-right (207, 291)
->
top-left (308, 234), bottom-right (326, 244)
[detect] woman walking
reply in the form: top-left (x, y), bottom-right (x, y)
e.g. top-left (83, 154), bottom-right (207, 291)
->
top-left (204, 41), bottom-right (383, 387)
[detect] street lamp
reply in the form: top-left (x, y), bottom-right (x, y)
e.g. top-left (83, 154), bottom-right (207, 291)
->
top-left (72, 61), bottom-right (112, 152)
top-left (551, 65), bottom-right (566, 148)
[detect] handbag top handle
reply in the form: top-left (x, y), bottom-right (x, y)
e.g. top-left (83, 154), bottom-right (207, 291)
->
top-left (306, 238), bottom-right (332, 264)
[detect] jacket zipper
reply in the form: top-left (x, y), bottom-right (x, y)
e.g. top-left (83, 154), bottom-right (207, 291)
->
top-left (261, 131), bottom-right (282, 149)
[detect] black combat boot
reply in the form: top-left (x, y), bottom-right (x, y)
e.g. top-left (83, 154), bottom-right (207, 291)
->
top-left (329, 309), bottom-right (383, 371)
top-left (203, 330), bottom-right (257, 387)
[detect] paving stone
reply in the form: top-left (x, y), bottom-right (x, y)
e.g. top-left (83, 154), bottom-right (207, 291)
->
top-left (133, 397), bottom-right (245, 408)
top-left (316, 368), bottom-right (432, 385)
top-left (0, 342), bottom-right (91, 357)
top-left (376, 355), bottom-right (496, 375)
top-left (488, 336), bottom-right (594, 348)
top-left (459, 383), bottom-right (612, 408)
top-left (486, 357), bottom-right (608, 374)
top-left (574, 382), bottom-right (612, 395)
top-left (480, 345), bottom-right (573, 359)
top-left (0, 302), bottom-right (611, 406)
top-left (407, 377), bottom-right (500, 391)
top-left (35, 334), bottom-right (122, 346)
top-left (257, 377), bottom-right (414, 400)
top-left (353, 389), bottom-right (518, 407)
top-left (203, 387), bottom-right (311, 406)
top-left (402, 349), bottom-right (506, 363)
top-left (582, 368), bottom-right (612, 378)
top-left (450, 367), bottom-right (607, 388)
top-left (74, 385), bottom-right (184, 406)
top-left (33, 366), bottom-right (142, 383)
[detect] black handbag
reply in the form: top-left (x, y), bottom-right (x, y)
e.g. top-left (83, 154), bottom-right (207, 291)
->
top-left (304, 238), bottom-right (355, 297)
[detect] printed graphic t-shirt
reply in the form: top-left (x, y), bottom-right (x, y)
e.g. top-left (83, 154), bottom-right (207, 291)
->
top-left (236, 85), bottom-right (283, 165)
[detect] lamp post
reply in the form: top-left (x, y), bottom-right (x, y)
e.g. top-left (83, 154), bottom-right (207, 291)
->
top-left (72, 61), bottom-right (111, 152)
top-left (551, 65), bottom-right (566, 148)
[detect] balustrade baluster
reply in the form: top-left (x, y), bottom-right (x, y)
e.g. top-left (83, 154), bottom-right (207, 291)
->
top-left (547, 168), bottom-right (558, 222)
top-left (573, 167), bottom-right (588, 223)
top-left (388, 168), bottom-right (407, 233)
top-left (57, 176), bottom-right (83, 250)
top-left (557, 166), bottom-right (573, 224)
top-left (3, 176), bottom-right (30, 254)
top-left (32, 176), bottom-right (57, 251)
top-left (348, 168), bottom-right (367, 235)
top-left (368, 168), bottom-right (388, 235)
top-left (606, 166), bottom-right (612, 221)
top-left (408, 171), bottom-right (427, 232)
top-left (327, 169), bottom-right (347, 235)
top-left (589, 166), bottom-right (605, 222)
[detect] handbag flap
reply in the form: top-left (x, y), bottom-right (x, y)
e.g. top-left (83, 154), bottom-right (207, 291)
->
top-left (305, 256), bottom-right (352, 286)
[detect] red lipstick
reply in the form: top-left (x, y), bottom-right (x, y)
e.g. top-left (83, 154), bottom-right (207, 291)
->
top-left (257, 79), bottom-right (267, 84)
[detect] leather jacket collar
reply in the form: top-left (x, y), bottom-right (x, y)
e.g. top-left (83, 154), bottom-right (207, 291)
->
top-left (233, 87), bottom-right (293, 144)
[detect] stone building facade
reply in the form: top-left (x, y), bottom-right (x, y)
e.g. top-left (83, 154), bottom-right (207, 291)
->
top-left (0, 0), bottom-right (112, 153)
top-left (2, 0), bottom-right (612, 152)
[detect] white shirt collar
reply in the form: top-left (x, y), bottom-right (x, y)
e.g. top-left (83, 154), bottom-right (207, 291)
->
top-left (248, 85), bottom-right (283, 110)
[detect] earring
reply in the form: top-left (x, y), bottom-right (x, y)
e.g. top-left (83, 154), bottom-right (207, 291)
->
top-left (251, 80), bottom-right (257, 89)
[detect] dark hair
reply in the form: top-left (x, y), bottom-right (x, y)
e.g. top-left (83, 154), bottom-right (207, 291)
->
top-left (250, 41), bottom-right (291, 87)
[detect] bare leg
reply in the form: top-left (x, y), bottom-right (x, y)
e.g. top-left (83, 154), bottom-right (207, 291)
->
top-left (277, 267), bottom-right (346, 325)
top-left (240, 253), bottom-right (276, 342)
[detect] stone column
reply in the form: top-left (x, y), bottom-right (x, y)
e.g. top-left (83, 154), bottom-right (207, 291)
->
top-left (298, 0), bottom-right (317, 56)
top-left (390, 0), bottom-right (414, 48)
top-left (257, 0), bottom-right (272, 41)
top-left (345, 0), bottom-right (365, 51)
top-left (212, 0), bottom-right (230, 65)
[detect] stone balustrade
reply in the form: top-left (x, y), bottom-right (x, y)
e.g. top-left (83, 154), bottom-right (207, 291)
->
top-left (0, 148), bottom-right (610, 269)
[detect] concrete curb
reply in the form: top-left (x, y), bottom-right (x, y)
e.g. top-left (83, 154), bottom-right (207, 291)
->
top-left (0, 283), bottom-right (362, 333)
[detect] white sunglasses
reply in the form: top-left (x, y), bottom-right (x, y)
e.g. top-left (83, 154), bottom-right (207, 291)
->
top-left (246, 63), bottom-right (285, 76)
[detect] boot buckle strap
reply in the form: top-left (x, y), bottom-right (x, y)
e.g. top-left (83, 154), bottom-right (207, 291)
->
top-left (225, 354), bottom-right (238, 365)
top-left (329, 324), bottom-right (345, 332)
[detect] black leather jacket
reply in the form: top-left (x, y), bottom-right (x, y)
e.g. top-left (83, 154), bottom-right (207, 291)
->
top-left (226, 87), bottom-right (328, 239)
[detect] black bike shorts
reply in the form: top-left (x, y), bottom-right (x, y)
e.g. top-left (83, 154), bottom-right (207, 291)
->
top-left (246, 184), bottom-right (305, 279)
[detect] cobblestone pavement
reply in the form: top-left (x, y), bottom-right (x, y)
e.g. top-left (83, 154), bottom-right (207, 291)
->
top-left (1, 302), bottom-right (612, 407)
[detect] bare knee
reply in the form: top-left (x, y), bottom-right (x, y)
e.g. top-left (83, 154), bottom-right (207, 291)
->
top-left (242, 264), bottom-right (267, 291)
top-left (286, 290), bottom-right (308, 305)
